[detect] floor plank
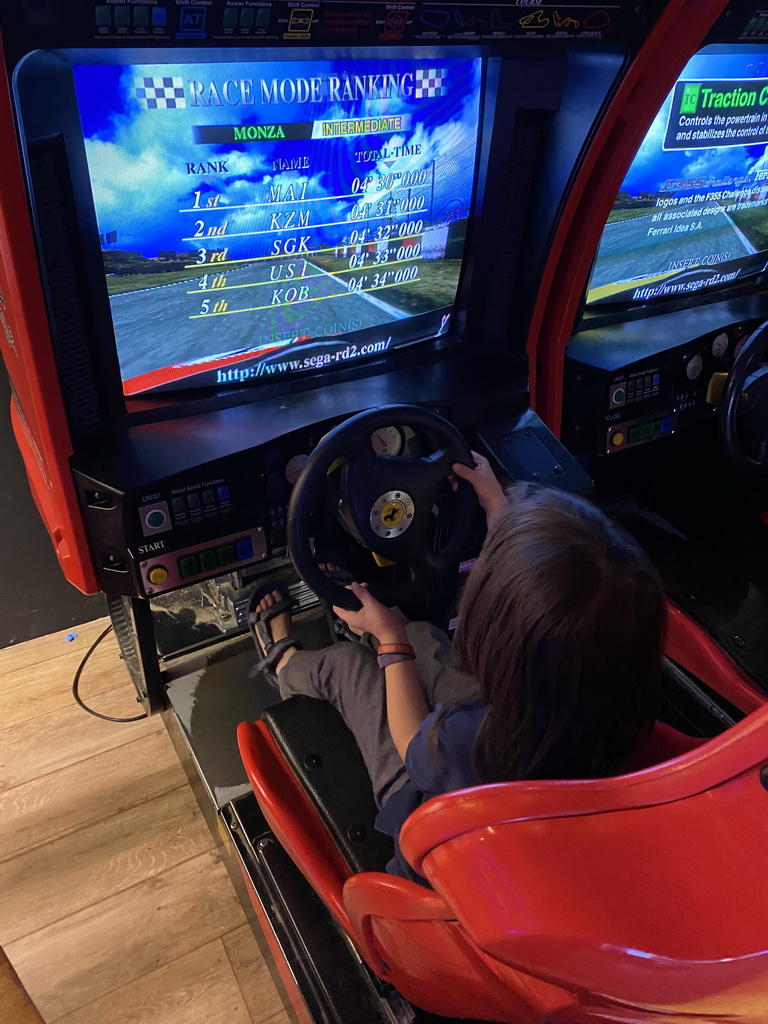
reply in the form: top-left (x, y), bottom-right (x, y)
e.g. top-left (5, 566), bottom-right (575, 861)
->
top-left (0, 687), bottom-right (156, 791)
top-left (0, 618), bottom-right (112, 677)
top-left (222, 925), bottom-right (292, 1024)
top-left (6, 850), bottom-right (248, 1020)
top-left (51, 939), bottom-right (252, 1024)
top-left (0, 785), bottom-right (211, 944)
top-left (2, 627), bottom-right (129, 730)
top-left (0, 728), bottom-right (187, 864)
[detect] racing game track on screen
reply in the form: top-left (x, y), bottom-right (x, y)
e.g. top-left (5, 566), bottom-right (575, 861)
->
top-left (588, 48), bottom-right (768, 306)
top-left (73, 58), bottom-right (482, 395)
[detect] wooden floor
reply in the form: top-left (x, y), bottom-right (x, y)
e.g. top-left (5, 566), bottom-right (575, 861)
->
top-left (0, 617), bottom-right (292, 1024)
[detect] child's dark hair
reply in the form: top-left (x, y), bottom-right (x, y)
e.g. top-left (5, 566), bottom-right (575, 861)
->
top-left (452, 483), bottom-right (666, 783)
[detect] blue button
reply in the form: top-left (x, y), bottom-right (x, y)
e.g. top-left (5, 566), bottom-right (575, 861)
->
top-left (653, 374), bottom-right (660, 387)
top-left (180, 6), bottom-right (206, 30)
top-left (217, 485), bottom-right (230, 502)
top-left (661, 417), bottom-right (672, 433)
top-left (236, 537), bottom-right (254, 561)
top-left (153, 7), bottom-right (167, 25)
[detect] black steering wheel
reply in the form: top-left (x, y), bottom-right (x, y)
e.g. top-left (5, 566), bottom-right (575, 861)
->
top-left (721, 320), bottom-right (768, 474)
top-left (287, 405), bottom-right (475, 610)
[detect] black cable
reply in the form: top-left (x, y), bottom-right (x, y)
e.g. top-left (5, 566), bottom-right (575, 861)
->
top-left (71, 623), bottom-right (148, 723)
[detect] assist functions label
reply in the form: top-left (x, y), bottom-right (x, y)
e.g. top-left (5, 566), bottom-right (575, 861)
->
top-left (664, 78), bottom-right (768, 149)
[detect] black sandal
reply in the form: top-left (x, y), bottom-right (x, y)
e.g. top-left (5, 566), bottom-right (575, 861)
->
top-left (247, 580), bottom-right (303, 687)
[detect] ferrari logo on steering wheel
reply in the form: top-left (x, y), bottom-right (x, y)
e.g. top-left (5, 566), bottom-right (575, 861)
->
top-left (371, 490), bottom-right (414, 538)
top-left (381, 500), bottom-right (405, 526)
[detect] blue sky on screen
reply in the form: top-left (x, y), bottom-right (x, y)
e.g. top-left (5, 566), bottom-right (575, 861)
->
top-left (72, 58), bottom-right (481, 259)
top-left (621, 48), bottom-right (768, 196)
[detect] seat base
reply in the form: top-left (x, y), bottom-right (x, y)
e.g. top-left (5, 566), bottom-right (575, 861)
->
top-left (263, 691), bottom-right (394, 875)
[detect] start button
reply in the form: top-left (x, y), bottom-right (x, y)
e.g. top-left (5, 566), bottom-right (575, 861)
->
top-left (611, 431), bottom-right (625, 447)
top-left (147, 566), bottom-right (169, 586)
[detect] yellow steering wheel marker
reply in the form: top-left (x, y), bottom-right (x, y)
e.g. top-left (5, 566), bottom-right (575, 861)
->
top-left (372, 552), bottom-right (395, 568)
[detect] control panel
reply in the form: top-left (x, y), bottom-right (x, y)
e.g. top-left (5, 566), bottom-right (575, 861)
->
top-left (75, 415), bottom-right (439, 598)
top-left (140, 527), bottom-right (267, 595)
top-left (2, 0), bottom-right (636, 60)
top-left (74, 425), bottom-right (329, 598)
top-left (90, 2), bottom-right (274, 39)
top-left (562, 304), bottom-right (765, 459)
top-left (73, 399), bottom-right (575, 599)
top-left (603, 368), bottom-right (674, 454)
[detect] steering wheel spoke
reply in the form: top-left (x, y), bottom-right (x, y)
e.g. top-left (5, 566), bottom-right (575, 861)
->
top-left (427, 446), bottom-right (456, 474)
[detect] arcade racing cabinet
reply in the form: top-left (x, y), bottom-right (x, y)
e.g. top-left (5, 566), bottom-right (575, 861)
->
top-left (1, 0), bottom-right (762, 1020)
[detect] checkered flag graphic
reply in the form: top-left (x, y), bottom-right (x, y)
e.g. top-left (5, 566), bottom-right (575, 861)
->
top-left (134, 77), bottom-right (186, 109)
top-left (414, 68), bottom-right (447, 100)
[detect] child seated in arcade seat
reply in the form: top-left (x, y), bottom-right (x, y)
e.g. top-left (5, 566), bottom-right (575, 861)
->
top-left (249, 456), bottom-right (702, 886)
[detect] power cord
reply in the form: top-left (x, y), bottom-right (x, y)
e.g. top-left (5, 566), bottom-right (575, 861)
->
top-left (71, 623), bottom-right (148, 723)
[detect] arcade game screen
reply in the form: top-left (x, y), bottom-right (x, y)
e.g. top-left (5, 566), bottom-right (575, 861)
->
top-left (72, 56), bottom-right (482, 396)
top-left (588, 47), bottom-right (768, 306)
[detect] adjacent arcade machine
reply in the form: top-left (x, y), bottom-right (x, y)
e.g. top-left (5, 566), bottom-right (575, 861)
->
top-left (547, 43), bottom-right (768, 720)
top-left (2, 0), bottom-right (768, 1021)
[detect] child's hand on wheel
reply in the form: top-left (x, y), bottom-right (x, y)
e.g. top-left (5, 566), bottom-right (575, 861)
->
top-left (333, 582), bottom-right (407, 644)
top-left (452, 451), bottom-right (507, 521)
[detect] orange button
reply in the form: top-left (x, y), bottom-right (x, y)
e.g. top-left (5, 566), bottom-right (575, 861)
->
top-left (147, 566), bottom-right (169, 585)
top-left (611, 432), bottom-right (625, 447)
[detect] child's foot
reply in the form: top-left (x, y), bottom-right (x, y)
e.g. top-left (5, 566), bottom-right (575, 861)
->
top-left (247, 582), bottom-right (303, 686)
top-left (251, 590), bottom-right (298, 675)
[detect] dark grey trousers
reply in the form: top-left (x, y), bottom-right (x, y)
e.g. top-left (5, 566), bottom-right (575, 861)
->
top-left (278, 621), bottom-right (479, 807)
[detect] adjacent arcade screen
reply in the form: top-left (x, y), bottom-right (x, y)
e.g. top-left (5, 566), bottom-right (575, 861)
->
top-left (587, 47), bottom-right (768, 306)
top-left (71, 56), bottom-right (482, 396)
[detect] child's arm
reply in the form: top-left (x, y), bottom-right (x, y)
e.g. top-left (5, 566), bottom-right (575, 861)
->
top-left (334, 582), bottom-right (428, 758)
top-left (452, 450), bottom-right (507, 523)
top-left (377, 626), bottom-right (429, 760)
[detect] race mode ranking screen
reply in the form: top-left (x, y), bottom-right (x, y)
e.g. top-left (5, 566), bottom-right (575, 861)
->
top-left (73, 58), bottom-right (482, 394)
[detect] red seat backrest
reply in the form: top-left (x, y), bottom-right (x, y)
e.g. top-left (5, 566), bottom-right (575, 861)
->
top-left (400, 705), bottom-right (768, 1021)
top-left (624, 719), bottom-right (706, 771)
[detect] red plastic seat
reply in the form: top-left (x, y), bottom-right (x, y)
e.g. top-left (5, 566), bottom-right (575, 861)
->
top-left (239, 708), bottom-right (768, 1023)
